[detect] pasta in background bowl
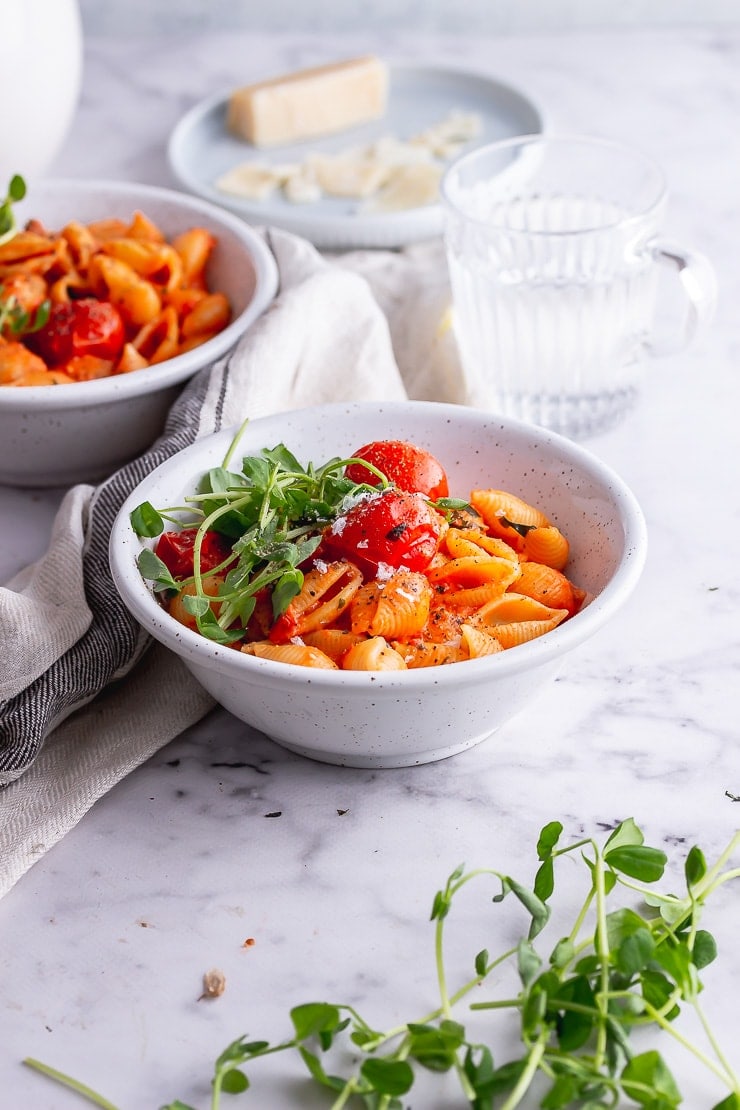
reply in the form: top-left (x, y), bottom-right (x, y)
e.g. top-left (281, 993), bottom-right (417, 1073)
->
top-left (0, 179), bottom-right (278, 487)
top-left (109, 400), bottom-right (648, 769)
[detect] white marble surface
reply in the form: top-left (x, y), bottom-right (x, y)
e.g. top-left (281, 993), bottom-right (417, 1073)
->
top-left (1, 25), bottom-right (740, 1110)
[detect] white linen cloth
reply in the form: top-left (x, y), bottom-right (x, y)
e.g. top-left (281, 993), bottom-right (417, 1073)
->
top-left (0, 228), bottom-right (464, 897)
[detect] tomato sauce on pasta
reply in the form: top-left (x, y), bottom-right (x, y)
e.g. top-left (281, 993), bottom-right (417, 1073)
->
top-left (135, 438), bottom-right (587, 672)
top-left (0, 210), bottom-right (231, 385)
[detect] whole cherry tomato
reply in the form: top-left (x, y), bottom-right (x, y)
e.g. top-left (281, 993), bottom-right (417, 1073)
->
top-left (28, 297), bottom-right (125, 367)
top-left (345, 440), bottom-right (449, 501)
top-left (324, 488), bottom-right (444, 573)
top-left (155, 528), bottom-right (233, 580)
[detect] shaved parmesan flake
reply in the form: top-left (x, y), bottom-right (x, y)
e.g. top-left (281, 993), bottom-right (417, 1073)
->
top-left (362, 163), bottom-right (444, 214)
top-left (214, 108), bottom-right (482, 212)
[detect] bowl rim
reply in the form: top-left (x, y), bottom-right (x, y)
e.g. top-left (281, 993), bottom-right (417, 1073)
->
top-left (109, 400), bottom-right (648, 691)
top-left (0, 178), bottom-right (279, 410)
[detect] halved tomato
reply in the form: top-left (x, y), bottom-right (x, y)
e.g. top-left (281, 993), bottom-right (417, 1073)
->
top-left (345, 440), bottom-right (449, 500)
top-left (324, 487), bottom-right (444, 573)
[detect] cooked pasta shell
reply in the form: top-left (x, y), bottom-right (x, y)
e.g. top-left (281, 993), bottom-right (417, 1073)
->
top-left (101, 239), bottom-right (184, 291)
top-left (64, 355), bottom-right (115, 382)
top-left (422, 601), bottom-right (464, 643)
top-left (439, 582), bottom-right (507, 610)
top-left (428, 554), bottom-right (520, 590)
top-left (127, 210), bottom-right (166, 243)
top-left (469, 489), bottom-right (550, 550)
top-left (285, 560), bottom-right (362, 635)
top-left (514, 562), bottom-right (584, 616)
top-left (86, 218), bottom-right (130, 242)
top-left (444, 527), bottom-right (519, 562)
top-left (132, 306), bottom-right (180, 365)
top-left (172, 228), bottom-right (217, 286)
top-left (474, 592), bottom-right (567, 626)
top-left (243, 641), bottom-right (338, 669)
top-left (488, 616), bottom-right (566, 649)
top-left (167, 573), bottom-right (225, 631)
top-left (181, 292), bottom-right (231, 338)
top-left (342, 637), bottom-right (407, 671)
top-left (0, 231), bottom-right (56, 267)
top-left (393, 639), bottom-right (464, 668)
top-left (0, 342), bottom-right (48, 384)
top-left (351, 570), bottom-right (432, 639)
top-left (117, 342), bottom-right (149, 373)
top-left (460, 624), bottom-right (504, 658)
top-left (89, 254), bottom-right (162, 326)
top-left (60, 220), bottom-right (98, 270)
top-left (0, 272), bottom-right (47, 313)
top-left (522, 526), bottom-right (570, 570)
top-left (302, 629), bottom-right (364, 663)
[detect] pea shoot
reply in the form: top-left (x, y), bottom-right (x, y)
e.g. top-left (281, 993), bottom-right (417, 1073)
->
top-left (130, 426), bottom-right (390, 642)
top-left (0, 173), bottom-right (25, 246)
top-left (23, 818), bottom-right (740, 1109)
top-left (0, 174), bottom-right (52, 339)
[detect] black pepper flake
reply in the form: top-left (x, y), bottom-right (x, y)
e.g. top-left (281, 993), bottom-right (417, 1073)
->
top-left (264, 811), bottom-right (282, 818)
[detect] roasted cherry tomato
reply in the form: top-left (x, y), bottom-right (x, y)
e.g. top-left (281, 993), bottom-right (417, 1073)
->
top-left (324, 488), bottom-right (444, 573)
top-left (345, 440), bottom-right (449, 501)
top-left (155, 528), bottom-right (233, 580)
top-left (28, 297), bottom-right (126, 367)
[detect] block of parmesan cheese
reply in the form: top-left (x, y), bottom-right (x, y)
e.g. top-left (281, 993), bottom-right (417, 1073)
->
top-left (226, 56), bottom-right (389, 147)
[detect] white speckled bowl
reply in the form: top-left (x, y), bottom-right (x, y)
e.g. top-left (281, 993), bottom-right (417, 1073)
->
top-left (0, 179), bottom-right (278, 487)
top-left (109, 400), bottom-right (647, 769)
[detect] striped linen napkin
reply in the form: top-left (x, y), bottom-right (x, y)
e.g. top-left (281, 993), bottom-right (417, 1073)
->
top-left (0, 228), bottom-right (460, 896)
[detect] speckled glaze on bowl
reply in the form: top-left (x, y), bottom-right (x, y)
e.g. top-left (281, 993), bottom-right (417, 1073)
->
top-left (0, 179), bottom-right (278, 487)
top-left (109, 400), bottom-right (648, 768)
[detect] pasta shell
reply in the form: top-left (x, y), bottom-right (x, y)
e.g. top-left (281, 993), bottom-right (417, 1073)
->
top-left (167, 573), bottom-right (225, 631)
top-left (421, 601), bottom-right (464, 643)
top-left (342, 637), bottom-right (408, 671)
top-left (488, 616), bottom-right (567, 649)
top-left (473, 592), bottom-right (567, 626)
top-left (127, 210), bottom-right (167, 243)
top-left (438, 582), bottom-right (507, 610)
top-left (282, 560), bottom-right (363, 636)
top-left (514, 562), bottom-right (584, 616)
top-left (428, 554), bottom-right (520, 590)
top-left (181, 292), bottom-right (231, 338)
top-left (301, 628), bottom-right (364, 663)
top-left (60, 220), bottom-right (98, 270)
top-left (469, 489), bottom-right (550, 550)
top-left (392, 639), bottom-right (463, 668)
top-left (444, 527), bottom-right (519, 562)
top-left (460, 624), bottom-right (504, 658)
top-left (243, 642), bottom-right (338, 669)
top-left (351, 570), bottom-right (432, 638)
top-left (522, 526), bottom-right (570, 570)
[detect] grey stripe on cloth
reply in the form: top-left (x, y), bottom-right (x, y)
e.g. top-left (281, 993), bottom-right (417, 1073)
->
top-left (0, 359), bottom-right (225, 784)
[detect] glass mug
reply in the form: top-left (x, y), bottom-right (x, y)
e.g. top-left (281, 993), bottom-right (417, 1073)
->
top-left (440, 135), bottom-right (716, 439)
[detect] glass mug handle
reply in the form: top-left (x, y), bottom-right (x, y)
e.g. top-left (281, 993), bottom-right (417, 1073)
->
top-left (647, 238), bottom-right (717, 357)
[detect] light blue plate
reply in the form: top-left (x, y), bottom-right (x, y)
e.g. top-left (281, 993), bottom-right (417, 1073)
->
top-left (167, 63), bottom-right (543, 250)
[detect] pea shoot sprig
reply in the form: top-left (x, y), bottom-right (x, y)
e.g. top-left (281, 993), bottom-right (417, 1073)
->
top-left (23, 818), bottom-right (740, 1109)
top-left (0, 173), bottom-right (25, 246)
top-left (131, 432), bottom-right (393, 643)
top-left (0, 174), bottom-right (52, 338)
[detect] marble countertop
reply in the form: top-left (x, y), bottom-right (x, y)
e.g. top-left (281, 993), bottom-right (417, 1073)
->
top-left (1, 24), bottom-right (739, 1110)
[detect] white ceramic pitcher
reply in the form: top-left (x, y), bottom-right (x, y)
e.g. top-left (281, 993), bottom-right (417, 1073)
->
top-left (0, 0), bottom-right (83, 185)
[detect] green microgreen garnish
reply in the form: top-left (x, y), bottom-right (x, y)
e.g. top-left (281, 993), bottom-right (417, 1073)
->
top-left (0, 174), bottom-right (25, 245)
top-left (0, 173), bottom-right (53, 339)
top-left (131, 431), bottom-right (390, 642)
top-left (22, 818), bottom-right (739, 1108)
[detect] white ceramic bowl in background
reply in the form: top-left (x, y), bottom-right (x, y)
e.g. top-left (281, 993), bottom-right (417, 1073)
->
top-left (109, 401), bottom-right (648, 769)
top-left (0, 179), bottom-right (278, 487)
